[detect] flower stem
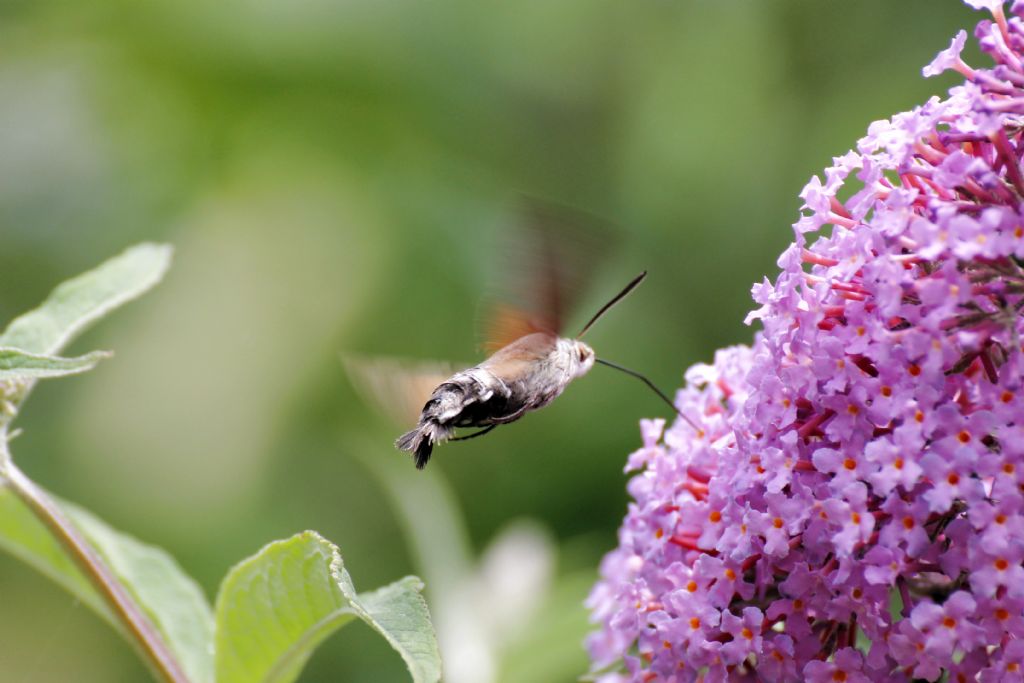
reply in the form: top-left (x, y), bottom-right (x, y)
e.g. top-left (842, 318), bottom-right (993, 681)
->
top-left (0, 436), bottom-right (190, 683)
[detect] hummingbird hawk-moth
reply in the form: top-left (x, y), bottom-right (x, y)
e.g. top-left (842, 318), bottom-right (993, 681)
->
top-left (347, 201), bottom-right (693, 469)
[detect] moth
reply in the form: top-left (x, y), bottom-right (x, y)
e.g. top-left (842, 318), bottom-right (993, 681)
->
top-left (347, 202), bottom-right (694, 469)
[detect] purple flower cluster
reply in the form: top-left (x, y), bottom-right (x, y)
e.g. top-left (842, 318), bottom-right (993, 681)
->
top-left (587, 3), bottom-right (1024, 681)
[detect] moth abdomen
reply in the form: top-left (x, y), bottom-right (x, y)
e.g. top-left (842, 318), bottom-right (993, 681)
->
top-left (394, 366), bottom-right (520, 467)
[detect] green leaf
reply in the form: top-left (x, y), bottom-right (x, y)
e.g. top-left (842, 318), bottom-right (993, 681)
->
top-left (0, 485), bottom-right (110, 621)
top-left (0, 347), bottom-right (111, 380)
top-left (0, 243), bottom-right (173, 356)
top-left (69, 503), bottom-right (215, 683)
top-left (214, 531), bottom-right (441, 683)
top-left (350, 576), bottom-right (442, 683)
top-left (0, 487), bottom-right (215, 683)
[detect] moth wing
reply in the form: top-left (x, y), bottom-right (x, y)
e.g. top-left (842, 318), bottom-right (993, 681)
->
top-left (480, 199), bottom-right (616, 351)
top-left (342, 354), bottom-right (459, 426)
top-left (482, 303), bottom-right (549, 352)
top-left (481, 331), bottom-right (559, 383)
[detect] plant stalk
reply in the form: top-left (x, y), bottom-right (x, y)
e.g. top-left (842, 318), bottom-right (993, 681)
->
top-left (0, 438), bottom-right (191, 683)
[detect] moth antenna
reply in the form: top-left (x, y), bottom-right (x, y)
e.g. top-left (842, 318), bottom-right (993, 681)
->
top-left (595, 357), bottom-right (701, 432)
top-left (576, 271), bottom-right (647, 339)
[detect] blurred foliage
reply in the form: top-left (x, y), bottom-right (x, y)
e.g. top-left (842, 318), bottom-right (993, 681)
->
top-left (0, 1), bottom-right (977, 681)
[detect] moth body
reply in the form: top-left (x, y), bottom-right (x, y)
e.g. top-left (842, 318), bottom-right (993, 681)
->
top-left (396, 334), bottom-right (594, 468)
top-left (347, 201), bottom-right (656, 469)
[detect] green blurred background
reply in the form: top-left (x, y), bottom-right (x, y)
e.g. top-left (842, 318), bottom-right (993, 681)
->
top-left (0, 1), bottom-right (977, 681)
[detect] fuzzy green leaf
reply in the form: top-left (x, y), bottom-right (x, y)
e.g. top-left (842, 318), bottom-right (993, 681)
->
top-left (214, 531), bottom-right (441, 683)
top-left (0, 348), bottom-right (111, 380)
top-left (351, 575), bottom-right (442, 682)
top-left (0, 487), bottom-right (215, 683)
top-left (0, 243), bottom-right (172, 356)
top-left (0, 486), bottom-right (110, 619)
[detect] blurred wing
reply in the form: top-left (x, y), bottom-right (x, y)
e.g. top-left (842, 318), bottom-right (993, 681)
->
top-left (482, 303), bottom-right (548, 353)
top-left (480, 199), bottom-right (615, 351)
top-left (343, 354), bottom-right (458, 426)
